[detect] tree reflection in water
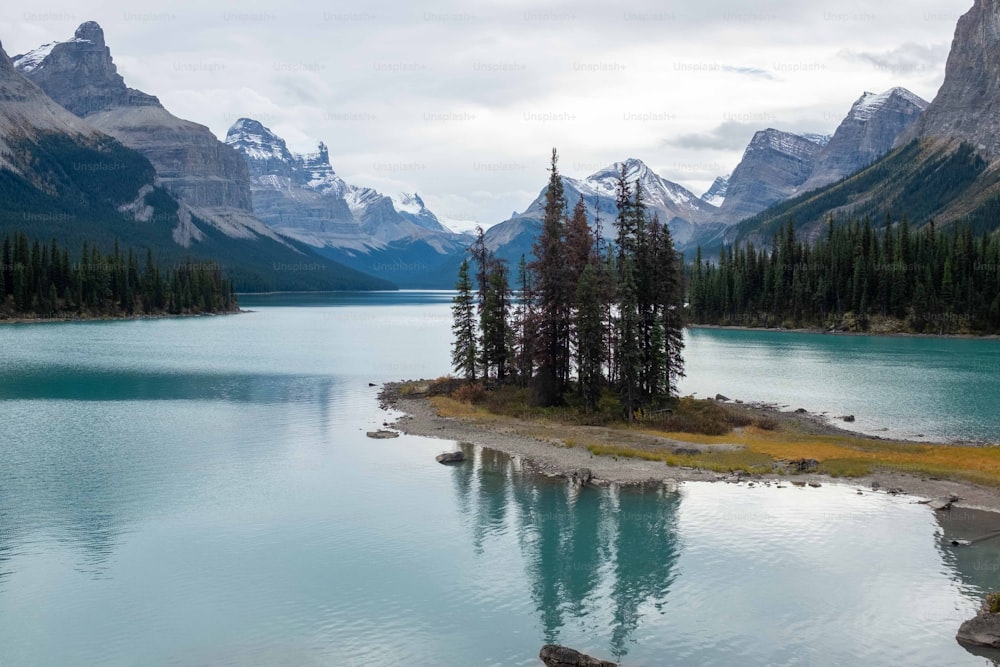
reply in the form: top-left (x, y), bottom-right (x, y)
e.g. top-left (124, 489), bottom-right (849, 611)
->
top-left (452, 444), bottom-right (680, 661)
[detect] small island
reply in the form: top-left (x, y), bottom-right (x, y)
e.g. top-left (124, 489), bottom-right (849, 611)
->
top-left (394, 149), bottom-right (1000, 510)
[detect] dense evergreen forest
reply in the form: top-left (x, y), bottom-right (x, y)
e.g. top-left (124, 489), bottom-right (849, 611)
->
top-left (690, 218), bottom-right (1000, 334)
top-left (451, 150), bottom-right (686, 419)
top-left (0, 232), bottom-right (237, 320)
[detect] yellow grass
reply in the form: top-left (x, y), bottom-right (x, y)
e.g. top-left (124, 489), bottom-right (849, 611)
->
top-left (429, 394), bottom-right (1000, 486)
top-left (652, 426), bottom-right (1000, 485)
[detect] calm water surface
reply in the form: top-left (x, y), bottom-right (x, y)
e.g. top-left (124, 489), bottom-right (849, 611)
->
top-left (0, 292), bottom-right (998, 666)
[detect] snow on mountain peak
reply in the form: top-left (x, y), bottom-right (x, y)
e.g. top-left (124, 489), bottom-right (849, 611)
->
top-left (802, 133), bottom-right (832, 147)
top-left (391, 192), bottom-right (426, 215)
top-left (850, 87), bottom-right (928, 122)
top-left (225, 117), bottom-right (295, 163)
top-left (701, 175), bottom-right (730, 208)
top-left (12, 38), bottom-right (91, 73)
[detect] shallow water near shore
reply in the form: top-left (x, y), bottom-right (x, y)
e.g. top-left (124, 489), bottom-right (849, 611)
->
top-left (0, 291), bottom-right (998, 665)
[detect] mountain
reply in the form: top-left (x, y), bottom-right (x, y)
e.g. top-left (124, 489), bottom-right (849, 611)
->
top-left (482, 158), bottom-right (719, 265)
top-left (799, 88), bottom-right (928, 192)
top-left (725, 0), bottom-right (1000, 248)
top-left (0, 31), bottom-right (389, 292)
top-left (700, 176), bottom-right (729, 207)
top-left (226, 117), bottom-right (468, 287)
top-left (899, 0), bottom-right (1000, 159)
top-left (716, 129), bottom-right (827, 223)
top-left (14, 21), bottom-right (271, 244)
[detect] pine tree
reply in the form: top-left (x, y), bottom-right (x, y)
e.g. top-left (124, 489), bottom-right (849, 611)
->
top-left (575, 262), bottom-right (605, 412)
top-left (451, 259), bottom-right (478, 381)
top-left (529, 148), bottom-right (571, 406)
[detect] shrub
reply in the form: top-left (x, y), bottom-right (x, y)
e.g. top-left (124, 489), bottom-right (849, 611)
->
top-left (452, 383), bottom-right (486, 404)
top-left (753, 417), bottom-right (779, 431)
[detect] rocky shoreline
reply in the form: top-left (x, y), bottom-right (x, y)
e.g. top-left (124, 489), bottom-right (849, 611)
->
top-left (379, 382), bottom-right (1000, 513)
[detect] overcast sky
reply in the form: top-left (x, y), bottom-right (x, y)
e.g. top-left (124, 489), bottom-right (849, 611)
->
top-left (0, 0), bottom-right (972, 230)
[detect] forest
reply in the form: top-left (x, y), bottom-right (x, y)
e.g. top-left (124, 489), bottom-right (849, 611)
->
top-left (0, 232), bottom-right (237, 320)
top-left (690, 217), bottom-right (1000, 334)
top-left (451, 150), bottom-right (686, 419)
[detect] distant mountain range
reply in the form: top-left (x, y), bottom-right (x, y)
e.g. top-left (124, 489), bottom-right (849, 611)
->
top-left (224, 118), bottom-right (470, 287)
top-left (482, 85), bottom-right (926, 264)
top-left (5, 22), bottom-right (390, 291)
top-left (723, 0), bottom-right (1000, 250)
top-left (2, 1), bottom-right (999, 289)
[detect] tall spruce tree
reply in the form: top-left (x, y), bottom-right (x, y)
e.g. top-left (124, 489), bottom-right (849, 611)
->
top-left (451, 259), bottom-right (478, 381)
top-left (529, 148), bottom-right (571, 406)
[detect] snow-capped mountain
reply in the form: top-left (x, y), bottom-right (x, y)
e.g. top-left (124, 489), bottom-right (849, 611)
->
top-left (482, 158), bottom-right (719, 265)
top-left (710, 88), bottom-right (927, 226)
top-left (715, 129), bottom-right (826, 223)
top-left (226, 118), bottom-right (468, 286)
top-left (799, 88), bottom-right (927, 192)
top-left (701, 176), bottom-right (730, 208)
top-left (13, 21), bottom-right (278, 245)
top-left (0, 34), bottom-right (387, 292)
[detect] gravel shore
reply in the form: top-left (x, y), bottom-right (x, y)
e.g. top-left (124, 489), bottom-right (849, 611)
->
top-left (379, 382), bottom-right (1000, 513)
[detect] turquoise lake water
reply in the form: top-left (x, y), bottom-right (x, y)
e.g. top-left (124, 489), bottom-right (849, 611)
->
top-left (0, 291), bottom-right (998, 666)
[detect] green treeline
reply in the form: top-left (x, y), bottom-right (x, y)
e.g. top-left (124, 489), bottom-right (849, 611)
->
top-left (689, 218), bottom-right (1000, 334)
top-left (451, 150), bottom-right (686, 418)
top-left (0, 232), bottom-right (237, 320)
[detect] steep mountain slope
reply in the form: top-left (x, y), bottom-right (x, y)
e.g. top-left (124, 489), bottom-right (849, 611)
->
top-left (226, 117), bottom-right (468, 287)
top-left (14, 22), bottom-right (270, 243)
top-left (0, 37), bottom-right (389, 292)
top-left (724, 0), bottom-right (1000, 248)
top-left (701, 176), bottom-right (729, 207)
top-left (898, 0), bottom-right (1000, 159)
top-left (800, 88), bottom-right (928, 192)
top-left (483, 158), bottom-right (719, 266)
top-left (716, 130), bottom-right (826, 223)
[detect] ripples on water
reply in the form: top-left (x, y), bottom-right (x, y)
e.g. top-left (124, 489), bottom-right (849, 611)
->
top-left (0, 295), bottom-right (996, 665)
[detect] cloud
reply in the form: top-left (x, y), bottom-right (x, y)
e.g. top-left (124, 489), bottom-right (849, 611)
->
top-left (665, 121), bottom-right (765, 151)
top-left (839, 42), bottom-right (951, 79)
top-left (0, 0), bottom-right (973, 225)
top-left (722, 65), bottom-right (775, 80)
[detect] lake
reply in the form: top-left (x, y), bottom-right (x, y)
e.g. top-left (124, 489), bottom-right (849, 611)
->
top-left (0, 291), bottom-right (998, 666)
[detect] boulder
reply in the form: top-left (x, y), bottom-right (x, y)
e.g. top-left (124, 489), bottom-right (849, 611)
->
top-left (788, 458), bottom-right (819, 472)
top-left (795, 408), bottom-right (808, 414)
top-left (539, 645), bottom-right (617, 667)
top-left (715, 394), bottom-right (731, 402)
top-left (958, 603), bottom-right (1000, 649)
top-left (435, 451), bottom-right (466, 465)
top-left (366, 430), bottom-right (399, 439)
top-left (569, 468), bottom-right (593, 487)
top-left (842, 415), bottom-right (856, 423)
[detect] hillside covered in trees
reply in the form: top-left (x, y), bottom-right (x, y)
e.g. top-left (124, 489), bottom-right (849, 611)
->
top-left (0, 233), bottom-right (237, 321)
top-left (451, 150), bottom-right (686, 420)
top-left (690, 218), bottom-right (1000, 334)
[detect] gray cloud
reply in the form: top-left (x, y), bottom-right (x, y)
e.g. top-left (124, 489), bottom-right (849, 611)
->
top-left (0, 0), bottom-right (972, 225)
top-left (722, 66), bottom-right (776, 80)
top-left (839, 42), bottom-right (951, 79)
top-left (666, 121), bottom-right (764, 151)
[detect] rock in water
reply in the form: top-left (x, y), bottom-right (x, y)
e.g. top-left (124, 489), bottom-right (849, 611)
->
top-left (958, 607), bottom-right (1000, 648)
top-left (435, 451), bottom-right (466, 464)
top-left (366, 430), bottom-right (399, 440)
top-left (929, 498), bottom-right (954, 511)
top-left (539, 644), bottom-right (617, 667)
top-left (569, 468), bottom-right (593, 487)
top-left (841, 415), bottom-right (856, 422)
